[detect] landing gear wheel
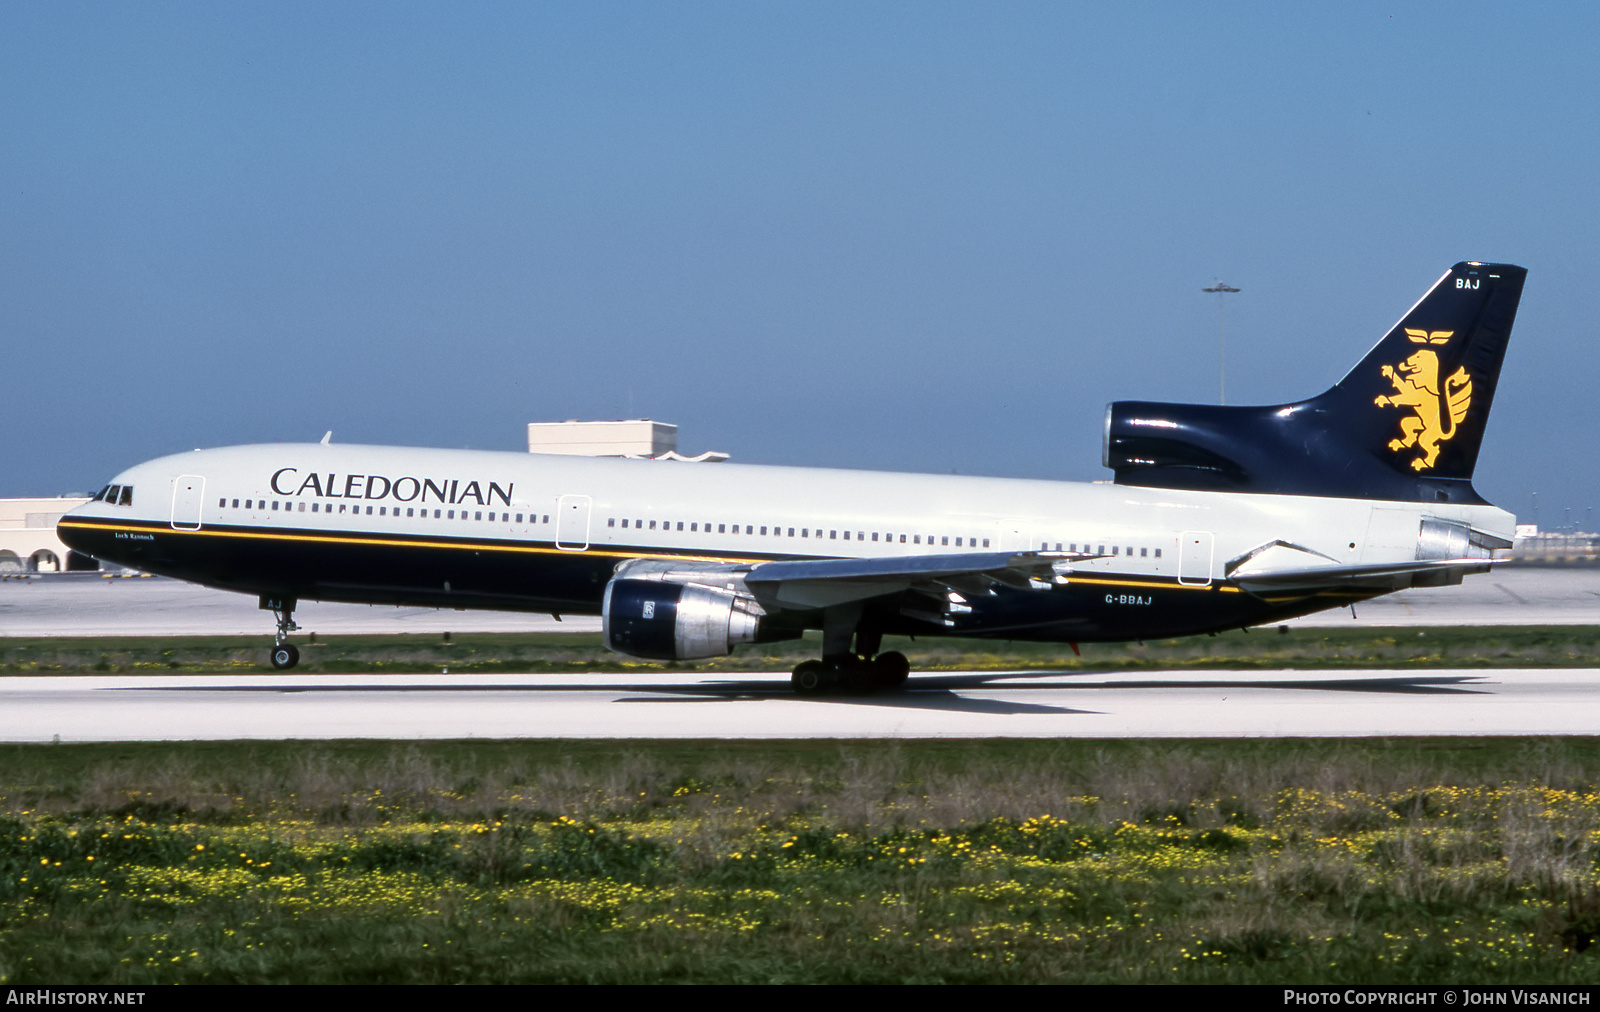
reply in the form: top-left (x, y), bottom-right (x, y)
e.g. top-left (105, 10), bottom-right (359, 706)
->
top-left (792, 660), bottom-right (828, 696)
top-left (874, 650), bottom-right (910, 688)
top-left (264, 597), bottom-right (302, 671)
top-left (840, 658), bottom-right (880, 695)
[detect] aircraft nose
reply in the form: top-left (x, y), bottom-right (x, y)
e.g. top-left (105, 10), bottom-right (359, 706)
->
top-left (55, 495), bottom-right (119, 563)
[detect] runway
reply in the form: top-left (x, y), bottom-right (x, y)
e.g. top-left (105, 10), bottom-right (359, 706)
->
top-left (3, 667), bottom-right (1598, 742)
top-left (3, 567), bottom-right (1596, 742)
top-left (2, 564), bottom-right (1597, 638)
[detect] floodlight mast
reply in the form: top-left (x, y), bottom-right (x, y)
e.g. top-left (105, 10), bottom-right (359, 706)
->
top-left (1202, 281), bottom-right (1241, 404)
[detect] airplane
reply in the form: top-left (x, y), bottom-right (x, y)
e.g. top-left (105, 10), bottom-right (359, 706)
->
top-left (59, 261), bottom-right (1526, 695)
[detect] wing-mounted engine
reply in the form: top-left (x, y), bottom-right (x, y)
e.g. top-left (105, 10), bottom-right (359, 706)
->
top-left (601, 559), bottom-right (800, 661)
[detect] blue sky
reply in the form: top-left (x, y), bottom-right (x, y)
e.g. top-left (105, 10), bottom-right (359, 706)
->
top-left (4, 3), bottom-right (1596, 528)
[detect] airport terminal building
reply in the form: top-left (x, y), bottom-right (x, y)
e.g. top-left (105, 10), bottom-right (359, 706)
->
top-left (0, 497), bottom-right (94, 573)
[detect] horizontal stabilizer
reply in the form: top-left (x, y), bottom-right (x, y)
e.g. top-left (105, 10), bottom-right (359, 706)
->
top-left (1233, 558), bottom-right (1490, 594)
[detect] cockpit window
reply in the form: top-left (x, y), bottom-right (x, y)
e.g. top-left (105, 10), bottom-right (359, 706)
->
top-left (117, 486), bottom-right (133, 507)
top-left (93, 486), bottom-right (111, 502)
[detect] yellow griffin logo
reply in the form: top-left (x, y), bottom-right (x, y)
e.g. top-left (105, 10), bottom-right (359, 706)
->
top-left (1374, 329), bottom-right (1472, 472)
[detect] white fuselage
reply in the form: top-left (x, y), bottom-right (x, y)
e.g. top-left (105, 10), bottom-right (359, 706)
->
top-left (63, 442), bottom-right (1514, 616)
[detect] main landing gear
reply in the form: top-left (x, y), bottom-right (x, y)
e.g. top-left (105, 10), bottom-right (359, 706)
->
top-left (788, 604), bottom-right (912, 696)
top-left (261, 596), bottom-right (300, 670)
top-left (791, 651), bottom-right (910, 696)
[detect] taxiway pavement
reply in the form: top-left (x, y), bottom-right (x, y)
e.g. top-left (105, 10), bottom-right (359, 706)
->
top-left (2, 667), bottom-right (1598, 741)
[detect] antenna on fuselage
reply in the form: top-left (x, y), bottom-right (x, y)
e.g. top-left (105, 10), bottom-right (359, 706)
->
top-left (320, 431), bottom-right (332, 445)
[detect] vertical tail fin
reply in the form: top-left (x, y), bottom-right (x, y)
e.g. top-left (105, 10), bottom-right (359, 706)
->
top-left (1103, 262), bottom-right (1526, 503)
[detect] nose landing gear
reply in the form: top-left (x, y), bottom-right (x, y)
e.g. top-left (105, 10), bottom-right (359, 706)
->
top-left (261, 596), bottom-right (300, 670)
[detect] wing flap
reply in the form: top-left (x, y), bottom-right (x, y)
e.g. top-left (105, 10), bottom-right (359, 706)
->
top-left (745, 551), bottom-right (1070, 609)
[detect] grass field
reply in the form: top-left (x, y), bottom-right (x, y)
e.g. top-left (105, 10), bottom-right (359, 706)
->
top-left (5, 737), bottom-right (1600, 983)
top-left (3, 624), bottom-right (1599, 675)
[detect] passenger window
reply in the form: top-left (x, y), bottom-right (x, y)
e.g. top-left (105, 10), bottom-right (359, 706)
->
top-left (760, 526), bottom-right (767, 535)
top-left (312, 503), bottom-right (319, 513)
top-left (690, 523), bottom-right (697, 532)
top-left (942, 537), bottom-right (948, 546)
top-left (299, 503), bottom-right (307, 512)
top-left (982, 538), bottom-right (990, 547)
top-left (787, 528), bottom-right (794, 537)
top-left (1140, 547), bottom-right (1147, 557)
top-left (719, 524), bottom-right (726, 533)
top-left (368, 507), bottom-right (374, 516)
top-left (232, 499), bottom-right (240, 509)
top-left (872, 533), bottom-right (879, 542)
top-left (1154, 548), bottom-right (1162, 558)
top-left (900, 535), bottom-right (907, 543)
top-left (677, 522), bottom-right (684, 531)
top-left (219, 498), bottom-right (226, 508)
top-left (407, 509), bottom-right (415, 517)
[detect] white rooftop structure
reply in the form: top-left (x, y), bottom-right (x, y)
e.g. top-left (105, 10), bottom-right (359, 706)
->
top-left (526, 419), bottom-right (727, 462)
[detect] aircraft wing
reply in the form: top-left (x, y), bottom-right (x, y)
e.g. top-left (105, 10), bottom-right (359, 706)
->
top-left (744, 551), bottom-right (1077, 609)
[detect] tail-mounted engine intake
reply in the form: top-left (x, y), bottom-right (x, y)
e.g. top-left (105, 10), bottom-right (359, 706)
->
top-left (602, 578), bottom-right (768, 661)
top-left (1102, 262), bottom-right (1526, 505)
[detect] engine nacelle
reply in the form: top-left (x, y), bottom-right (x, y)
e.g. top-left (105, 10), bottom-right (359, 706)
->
top-left (602, 578), bottom-right (766, 661)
